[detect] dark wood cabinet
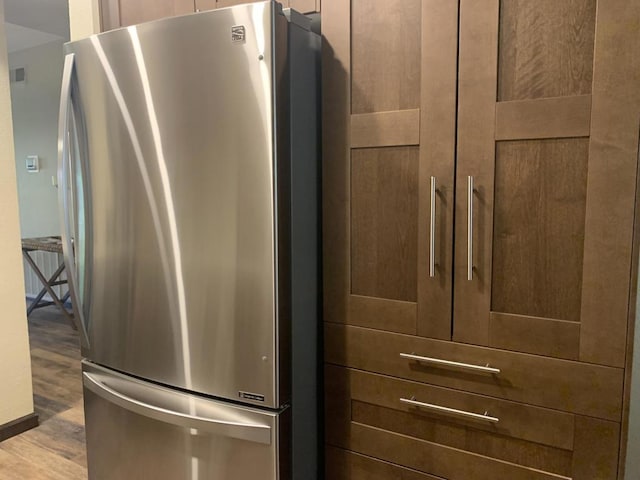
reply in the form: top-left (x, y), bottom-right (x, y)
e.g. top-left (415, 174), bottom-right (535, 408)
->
top-left (453, 0), bottom-right (638, 368)
top-left (194, 0), bottom-right (216, 12)
top-left (100, 0), bottom-right (195, 30)
top-left (323, 0), bottom-right (640, 478)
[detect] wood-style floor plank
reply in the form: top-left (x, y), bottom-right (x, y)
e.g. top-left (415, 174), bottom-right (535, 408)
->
top-left (0, 305), bottom-right (87, 479)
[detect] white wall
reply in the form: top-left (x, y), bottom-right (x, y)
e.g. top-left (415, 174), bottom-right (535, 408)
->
top-left (68, 0), bottom-right (100, 41)
top-left (0, 0), bottom-right (35, 426)
top-left (9, 39), bottom-right (65, 238)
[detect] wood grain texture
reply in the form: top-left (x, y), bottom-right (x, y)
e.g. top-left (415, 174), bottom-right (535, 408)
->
top-left (350, 110), bottom-right (420, 148)
top-left (326, 446), bottom-right (444, 480)
top-left (417, 0), bottom-right (458, 340)
top-left (325, 323), bottom-right (624, 420)
top-left (346, 295), bottom-right (416, 335)
top-left (0, 307), bottom-right (86, 479)
top-left (495, 95), bottom-right (592, 140)
top-left (321, 0), bottom-right (350, 324)
top-left (289, 0), bottom-right (318, 13)
top-left (351, 147), bottom-right (419, 303)
top-left (348, 423), bottom-right (570, 480)
top-left (498, 0), bottom-right (596, 101)
top-left (571, 416), bottom-right (620, 479)
top-left (117, 0), bottom-right (195, 27)
top-left (329, 364), bottom-right (575, 451)
top-left (327, 363), bottom-right (622, 479)
top-left (351, 0), bottom-right (421, 114)
top-left (352, 402), bottom-right (572, 477)
top-left (579, 0), bottom-right (640, 367)
top-left (489, 312), bottom-right (580, 360)
top-left (453, 0), bottom-right (499, 346)
top-left (194, 0), bottom-right (216, 11)
top-left (492, 138), bottom-right (589, 323)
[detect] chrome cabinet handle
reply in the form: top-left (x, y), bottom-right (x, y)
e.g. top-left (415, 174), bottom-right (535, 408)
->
top-left (429, 176), bottom-right (436, 277)
top-left (400, 397), bottom-right (499, 423)
top-left (467, 175), bottom-right (474, 280)
top-left (57, 53), bottom-right (89, 347)
top-left (400, 352), bottom-right (500, 374)
top-left (83, 372), bottom-right (272, 444)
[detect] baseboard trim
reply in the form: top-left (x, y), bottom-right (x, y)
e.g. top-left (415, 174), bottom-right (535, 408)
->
top-left (0, 412), bottom-right (39, 442)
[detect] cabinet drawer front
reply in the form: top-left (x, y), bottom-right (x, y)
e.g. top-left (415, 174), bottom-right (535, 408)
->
top-left (325, 323), bottom-right (623, 420)
top-left (326, 446), bottom-right (444, 480)
top-left (328, 366), bottom-right (575, 451)
top-left (326, 365), bottom-right (620, 480)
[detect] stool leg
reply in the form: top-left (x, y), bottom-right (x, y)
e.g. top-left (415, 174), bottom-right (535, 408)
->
top-left (23, 252), bottom-right (76, 330)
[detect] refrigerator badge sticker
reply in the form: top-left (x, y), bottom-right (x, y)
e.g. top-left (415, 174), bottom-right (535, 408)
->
top-left (239, 391), bottom-right (265, 402)
top-left (231, 25), bottom-right (246, 43)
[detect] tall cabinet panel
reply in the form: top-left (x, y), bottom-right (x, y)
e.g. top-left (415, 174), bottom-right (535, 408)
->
top-left (453, 0), bottom-right (640, 367)
top-left (324, 0), bottom-right (420, 336)
top-left (324, 0), bottom-right (640, 478)
top-left (323, 0), bottom-right (457, 339)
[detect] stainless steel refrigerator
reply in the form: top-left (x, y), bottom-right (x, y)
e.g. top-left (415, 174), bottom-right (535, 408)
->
top-left (57, 3), bottom-right (320, 479)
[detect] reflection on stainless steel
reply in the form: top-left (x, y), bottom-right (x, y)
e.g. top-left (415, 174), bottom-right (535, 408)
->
top-left (83, 361), bottom-right (283, 479)
top-left (57, 53), bottom-right (90, 347)
top-left (83, 362), bottom-right (272, 444)
top-left (66, 3), bottom-right (284, 407)
top-left (61, 2), bottom-right (320, 478)
top-left (128, 25), bottom-right (193, 392)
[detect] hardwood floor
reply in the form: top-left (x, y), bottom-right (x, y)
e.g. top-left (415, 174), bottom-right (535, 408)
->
top-left (0, 305), bottom-right (87, 480)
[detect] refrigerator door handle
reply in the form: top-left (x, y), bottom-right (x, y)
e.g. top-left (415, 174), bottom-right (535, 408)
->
top-left (57, 53), bottom-right (90, 347)
top-left (83, 372), bottom-right (273, 445)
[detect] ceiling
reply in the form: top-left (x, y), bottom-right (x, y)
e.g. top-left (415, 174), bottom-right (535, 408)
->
top-left (3, 0), bottom-right (69, 53)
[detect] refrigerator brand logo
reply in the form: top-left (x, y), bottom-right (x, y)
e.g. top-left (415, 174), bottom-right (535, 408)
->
top-left (239, 391), bottom-right (265, 402)
top-left (231, 25), bottom-right (246, 43)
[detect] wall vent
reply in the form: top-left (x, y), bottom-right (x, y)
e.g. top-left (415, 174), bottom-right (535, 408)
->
top-left (10, 66), bottom-right (26, 84)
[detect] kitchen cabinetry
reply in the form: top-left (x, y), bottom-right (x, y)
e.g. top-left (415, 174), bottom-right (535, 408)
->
top-left (453, 0), bottom-right (637, 368)
top-left (100, 0), bottom-right (319, 30)
top-left (100, 0), bottom-right (194, 30)
top-left (323, 0), bottom-right (640, 478)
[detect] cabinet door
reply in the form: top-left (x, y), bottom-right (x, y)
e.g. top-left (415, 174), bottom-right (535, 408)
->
top-left (216, 0), bottom-right (290, 8)
top-left (454, 0), bottom-right (640, 367)
top-left (101, 0), bottom-right (195, 30)
top-left (323, 0), bottom-right (457, 339)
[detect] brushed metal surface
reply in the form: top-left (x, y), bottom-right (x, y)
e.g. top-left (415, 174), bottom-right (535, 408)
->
top-left (83, 361), bottom-right (284, 480)
top-left (400, 397), bottom-right (500, 423)
top-left (63, 2), bottom-right (290, 408)
top-left (399, 352), bottom-right (501, 374)
top-left (58, 52), bottom-right (92, 348)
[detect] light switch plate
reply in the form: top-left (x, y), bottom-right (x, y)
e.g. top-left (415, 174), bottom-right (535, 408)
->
top-left (26, 155), bottom-right (39, 173)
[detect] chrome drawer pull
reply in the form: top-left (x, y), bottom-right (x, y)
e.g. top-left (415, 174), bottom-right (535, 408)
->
top-left (399, 352), bottom-right (500, 374)
top-left (429, 176), bottom-right (437, 277)
top-left (400, 397), bottom-right (499, 423)
top-left (467, 175), bottom-right (474, 281)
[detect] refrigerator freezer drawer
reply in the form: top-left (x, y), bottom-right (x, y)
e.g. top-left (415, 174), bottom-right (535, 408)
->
top-left (83, 362), bottom-right (289, 480)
